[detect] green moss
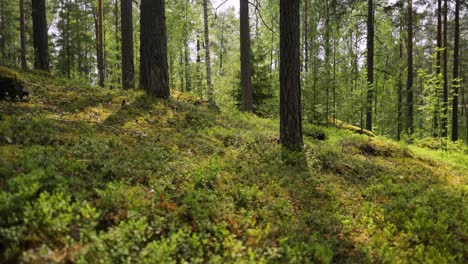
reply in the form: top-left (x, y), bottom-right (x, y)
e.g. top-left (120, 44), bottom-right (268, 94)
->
top-left (0, 67), bottom-right (466, 263)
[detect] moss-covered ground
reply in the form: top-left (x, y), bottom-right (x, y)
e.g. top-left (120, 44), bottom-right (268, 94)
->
top-left (1, 70), bottom-right (467, 263)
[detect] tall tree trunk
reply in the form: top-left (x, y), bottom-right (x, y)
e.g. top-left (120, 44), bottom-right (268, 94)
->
top-left (406, 0), bottom-right (414, 136)
top-left (121, 0), bottom-right (134, 89)
top-left (184, 0), bottom-right (191, 91)
top-left (96, 0), bottom-right (105, 87)
top-left (32, 0), bottom-right (49, 71)
top-left (451, 0), bottom-right (460, 141)
top-left (114, 0), bottom-right (120, 84)
top-left (441, 0), bottom-right (448, 137)
top-left (303, 0), bottom-right (308, 73)
top-left (196, 35), bottom-right (202, 90)
top-left (366, 0), bottom-right (374, 131)
top-left (203, 0), bottom-right (215, 105)
top-left (139, 0), bottom-right (169, 98)
top-left (434, 0), bottom-right (442, 135)
top-left (280, 0), bottom-right (302, 151)
top-left (20, 0), bottom-right (27, 70)
top-left (397, 25), bottom-right (403, 141)
top-left (240, 0), bottom-right (253, 112)
top-left (1, 0), bottom-right (5, 63)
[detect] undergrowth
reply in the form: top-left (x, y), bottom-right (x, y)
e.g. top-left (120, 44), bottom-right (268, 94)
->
top-left (0, 70), bottom-right (467, 263)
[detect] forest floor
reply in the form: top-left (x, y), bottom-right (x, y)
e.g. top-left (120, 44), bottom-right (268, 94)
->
top-left (1, 68), bottom-right (467, 263)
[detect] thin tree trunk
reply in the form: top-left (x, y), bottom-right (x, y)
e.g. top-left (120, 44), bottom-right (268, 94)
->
top-left (451, 0), bottom-right (460, 141)
top-left (139, 0), bottom-right (169, 98)
top-left (397, 27), bottom-right (403, 141)
top-left (32, 0), bottom-right (49, 71)
top-left (97, 0), bottom-right (105, 87)
top-left (121, 0), bottom-right (134, 89)
top-left (406, 0), bottom-right (414, 136)
top-left (1, 0), bottom-right (5, 63)
top-left (280, 0), bottom-right (302, 151)
top-left (441, 0), bottom-right (448, 137)
top-left (240, 0), bottom-right (253, 112)
top-left (366, 0), bottom-right (374, 131)
top-left (20, 0), bottom-right (27, 70)
top-left (303, 0), bottom-right (308, 73)
top-left (203, 0), bottom-right (215, 106)
top-left (434, 0), bottom-right (442, 135)
top-left (184, 0), bottom-right (191, 91)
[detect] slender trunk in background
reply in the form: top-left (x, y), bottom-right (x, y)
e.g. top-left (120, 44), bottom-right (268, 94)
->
top-left (434, 0), bottom-right (442, 135)
top-left (184, 0), bottom-right (191, 91)
top-left (1, 0), bottom-right (5, 63)
top-left (203, 0), bottom-right (215, 106)
top-left (139, 0), bottom-right (169, 98)
top-left (280, 0), bottom-right (303, 151)
top-left (20, 0), bottom-right (27, 70)
top-left (196, 35), bottom-right (202, 89)
top-left (121, 0), bottom-right (134, 89)
top-left (397, 26), bottom-right (403, 141)
top-left (366, 0), bottom-right (374, 131)
top-left (406, 0), bottom-right (414, 136)
top-left (303, 0), bottom-right (308, 73)
top-left (240, 0), bottom-right (253, 112)
top-left (96, 0), bottom-right (105, 87)
top-left (451, 0), bottom-right (460, 141)
top-left (441, 0), bottom-right (448, 137)
top-left (32, 0), bottom-right (50, 71)
top-left (66, 0), bottom-right (71, 78)
top-left (114, 0), bottom-right (120, 84)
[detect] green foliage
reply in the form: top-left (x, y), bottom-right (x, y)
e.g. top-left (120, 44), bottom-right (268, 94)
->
top-left (0, 69), bottom-right (467, 262)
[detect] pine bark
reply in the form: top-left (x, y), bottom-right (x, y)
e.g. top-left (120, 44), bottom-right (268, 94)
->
top-left (406, 0), bottom-right (414, 135)
top-left (20, 0), bottom-right (27, 70)
top-left (32, 0), bottom-right (49, 71)
top-left (366, 0), bottom-right (374, 131)
top-left (280, 0), bottom-right (303, 151)
top-left (240, 0), bottom-right (253, 112)
top-left (121, 0), bottom-right (134, 89)
top-left (139, 0), bottom-right (169, 98)
top-left (451, 0), bottom-right (460, 141)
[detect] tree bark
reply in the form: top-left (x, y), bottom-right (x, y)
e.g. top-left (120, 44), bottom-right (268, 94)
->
top-left (434, 0), bottom-right (442, 135)
top-left (121, 0), bottom-right (134, 89)
top-left (441, 0), bottom-right (448, 137)
top-left (203, 0), bottom-right (215, 106)
top-left (366, 0), bottom-right (374, 131)
top-left (32, 0), bottom-right (50, 71)
top-left (20, 0), bottom-right (27, 70)
top-left (96, 0), bottom-right (105, 87)
top-left (240, 0), bottom-right (253, 112)
top-left (280, 0), bottom-right (303, 151)
top-left (451, 0), bottom-right (460, 141)
top-left (139, 0), bottom-right (169, 98)
top-left (406, 0), bottom-right (414, 136)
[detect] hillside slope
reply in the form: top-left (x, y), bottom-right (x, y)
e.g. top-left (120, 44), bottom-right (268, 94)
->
top-left (1, 70), bottom-right (467, 263)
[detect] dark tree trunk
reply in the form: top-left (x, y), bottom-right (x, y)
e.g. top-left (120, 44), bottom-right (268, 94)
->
top-left (139, 0), bottom-right (169, 98)
top-left (451, 0), bottom-right (460, 141)
top-left (366, 0), bottom-right (374, 131)
top-left (397, 25), bottom-right (403, 141)
top-left (20, 0), bottom-right (27, 70)
top-left (240, 0), bottom-right (253, 112)
top-left (303, 0), bottom-right (309, 73)
top-left (121, 0), bottom-right (134, 89)
top-left (32, 0), bottom-right (49, 71)
top-left (441, 0), bottom-right (448, 137)
top-left (203, 0), bottom-right (215, 105)
top-left (96, 0), bottom-right (104, 87)
top-left (1, 0), bottom-right (5, 63)
top-left (434, 0), bottom-right (442, 135)
top-left (406, 0), bottom-right (414, 136)
top-left (280, 0), bottom-right (303, 151)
